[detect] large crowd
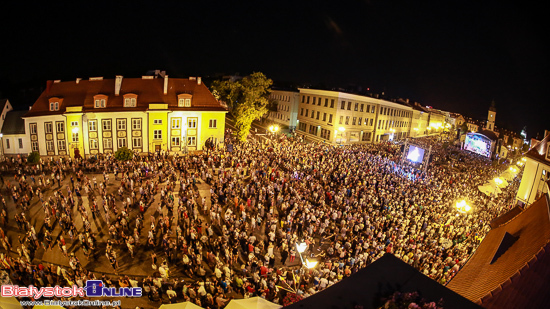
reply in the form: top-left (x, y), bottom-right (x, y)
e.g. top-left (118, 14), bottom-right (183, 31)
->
top-left (0, 131), bottom-right (521, 308)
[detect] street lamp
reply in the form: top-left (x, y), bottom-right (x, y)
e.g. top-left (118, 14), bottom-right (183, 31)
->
top-left (269, 125), bottom-right (279, 133)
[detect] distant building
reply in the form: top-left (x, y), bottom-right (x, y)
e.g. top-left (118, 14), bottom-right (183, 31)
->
top-left (23, 75), bottom-right (227, 158)
top-left (1, 110), bottom-right (29, 157)
top-left (296, 89), bottom-right (413, 144)
top-left (267, 89), bottom-right (300, 131)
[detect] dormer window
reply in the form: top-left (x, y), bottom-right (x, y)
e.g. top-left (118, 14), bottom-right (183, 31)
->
top-left (123, 93), bottom-right (138, 107)
top-left (177, 94), bottom-right (192, 107)
top-left (93, 94), bottom-right (108, 108)
top-left (48, 97), bottom-right (63, 111)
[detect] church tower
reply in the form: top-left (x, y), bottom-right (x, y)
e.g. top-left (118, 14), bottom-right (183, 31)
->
top-left (486, 100), bottom-right (496, 131)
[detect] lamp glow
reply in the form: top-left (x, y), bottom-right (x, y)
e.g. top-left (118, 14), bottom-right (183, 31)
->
top-left (304, 259), bottom-right (318, 269)
top-left (72, 127), bottom-right (79, 134)
top-left (456, 199), bottom-right (472, 213)
top-left (296, 242), bottom-right (307, 253)
top-left (338, 127), bottom-right (345, 132)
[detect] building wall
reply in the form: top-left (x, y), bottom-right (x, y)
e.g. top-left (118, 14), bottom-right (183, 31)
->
top-left (516, 159), bottom-right (550, 204)
top-left (296, 89), bottom-right (413, 144)
top-left (268, 90), bottom-right (300, 130)
top-left (410, 110), bottom-right (430, 137)
top-left (2, 134), bottom-right (30, 156)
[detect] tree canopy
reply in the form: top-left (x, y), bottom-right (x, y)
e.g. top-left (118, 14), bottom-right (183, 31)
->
top-left (211, 72), bottom-right (272, 142)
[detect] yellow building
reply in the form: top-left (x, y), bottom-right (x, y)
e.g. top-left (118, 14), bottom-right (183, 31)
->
top-left (23, 75), bottom-right (227, 158)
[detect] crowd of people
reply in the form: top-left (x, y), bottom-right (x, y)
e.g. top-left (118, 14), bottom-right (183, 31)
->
top-left (0, 131), bottom-right (522, 308)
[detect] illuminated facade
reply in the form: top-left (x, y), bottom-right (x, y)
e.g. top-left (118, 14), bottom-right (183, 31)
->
top-left (267, 90), bottom-right (300, 131)
top-left (516, 132), bottom-right (550, 205)
top-left (23, 75), bottom-right (227, 158)
top-left (296, 89), bottom-right (413, 144)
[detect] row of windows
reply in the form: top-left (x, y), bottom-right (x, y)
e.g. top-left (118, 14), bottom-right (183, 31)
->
top-left (86, 118), bottom-right (207, 132)
top-left (377, 119), bottom-right (409, 130)
top-left (5, 138), bottom-right (24, 149)
top-left (49, 96), bottom-right (193, 111)
top-left (338, 116), bottom-right (374, 126)
top-left (340, 101), bottom-right (376, 114)
top-left (271, 94), bottom-right (291, 102)
top-left (301, 96), bottom-right (336, 109)
top-left (379, 106), bottom-right (410, 118)
top-left (300, 109), bottom-right (334, 123)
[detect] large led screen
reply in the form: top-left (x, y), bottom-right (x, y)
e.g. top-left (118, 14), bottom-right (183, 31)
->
top-left (464, 133), bottom-right (492, 157)
top-left (406, 145), bottom-right (425, 163)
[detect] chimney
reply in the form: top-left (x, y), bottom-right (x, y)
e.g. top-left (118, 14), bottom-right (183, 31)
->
top-left (46, 80), bottom-right (53, 94)
top-left (197, 77), bottom-right (202, 85)
top-left (76, 78), bottom-right (82, 84)
top-left (164, 75), bottom-right (169, 95)
top-left (115, 75), bottom-right (123, 96)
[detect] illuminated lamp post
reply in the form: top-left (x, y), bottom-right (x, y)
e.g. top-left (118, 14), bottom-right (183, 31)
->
top-left (389, 128), bottom-right (396, 141)
top-left (295, 242), bottom-right (318, 272)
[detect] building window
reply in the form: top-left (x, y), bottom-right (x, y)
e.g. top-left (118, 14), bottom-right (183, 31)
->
top-left (316, 112), bottom-right (320, 120)
top-left (371, 106), bottom-right (375, 113)
top-left (329, 114), bottom-right (333, 123)
top-left (45, 122), bottom-right (53, 134)
top-left (94, 99), bottom-right (106, 108)
top-left (103, 138), bottom-right (112, 149)
top-left (305, 110), bottom-right (309, 117)
top-left (71, 121), bottom-right (78, 127)
top-left (6, 139), bottom-right (10, 149)
top-left (30, 123), bottom-right (37, 134)
top-left (19, 138), bottom-right (24, 149)
top-left (300, 108), bottom-right (304, 116)
top-left (370, 118), bottom-right (374, 126)
top-left (187, 136), bottom-right (196, 146)
top-left (132, 137), bottom-right (142, 148)
top-left (154, 119), bottom-right (162, 125)
top-left (209, 119), bottom-right (217, 128)
top-left (330, 99), bottom-right (335, 108)
top-left (306, 96), bottom-right (310, 104)
top-left (117, 119), bottom-right (126, 131)
top-left (188, 118), bottom-right (197, 129)
top-left (339, 116), bottom-right (343, 125)
top-left (171, 137), bottom-right (180, 146)
top-left (56, 122), bottom-right (65, 133)
top-left (341, 101), bottom-right (345, 109)
top-left (345, 116), bottom-right (350, 125)
top-left (312, 97), bottom-right (316, 105)
top-left (88, 120), bottom-right (97, 131)
top-left (49, 102), bottom-right (59, 111)
top-left (90, 139), bottom-right (98, 149)
top-left (347, 102), bottom-right (352, 110)
top-left (31, 141), bottom-right (38, 152)
top-left (172, 118), bottom-right (181, 129)
top-left (154, 130), bottom-right (162, 140)
top-left (360, 104), bottom-right (364, 112)
top-left (323, 113), bottom-right (327, 121)
top-left (124, 97), bottom-right (137, 107)
top-left (117, 138), bottom-right (127, 148)
top-left (358, 117), bottom-right (362, 126)
top-left (301, 96), bottom-right (305, 103)
top-left (58, 140), bottom-right (66, 151)
top-left (352, 117), bottom-right (356, 125)
top-left (324, 99), bottom-right (328, 107)
top-left (46, 140), bottom-right (54, 151)
top-left (102, 120), bottom-right (112, 131)
top-left (132, 119), bottom-right (141, 130)
top-left (354, 103), bottom-right (358, 111)
top-left (72, 132), bottom-right (79, 143)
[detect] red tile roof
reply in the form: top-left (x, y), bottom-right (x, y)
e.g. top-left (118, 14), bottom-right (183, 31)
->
top-left (447, 194), bottom-right (550, 307)
top-left (24, 77), bottom-right (226, 118)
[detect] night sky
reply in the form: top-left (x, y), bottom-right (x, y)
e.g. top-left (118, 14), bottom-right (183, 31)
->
top-left (1, 1), bottom-right (547, 138)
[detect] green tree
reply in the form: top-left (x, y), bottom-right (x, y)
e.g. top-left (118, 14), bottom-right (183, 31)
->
top-left (211, 72), bottom-right (272, 142)
top-left (460, 122), bottom-right (469, 134)
top-left (114, 147), bottom-right (133, 161)
top-left (27, 151), bottom-right (40, 164)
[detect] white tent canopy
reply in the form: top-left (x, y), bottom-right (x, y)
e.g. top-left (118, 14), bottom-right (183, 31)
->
top-left (224, 297), bottom-right (281, 309)
top-left (159, 302), bottom-right (204, 309)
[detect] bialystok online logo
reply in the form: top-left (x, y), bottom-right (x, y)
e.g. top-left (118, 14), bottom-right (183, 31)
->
top-left (1, 280), bottom-right (142, 299)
